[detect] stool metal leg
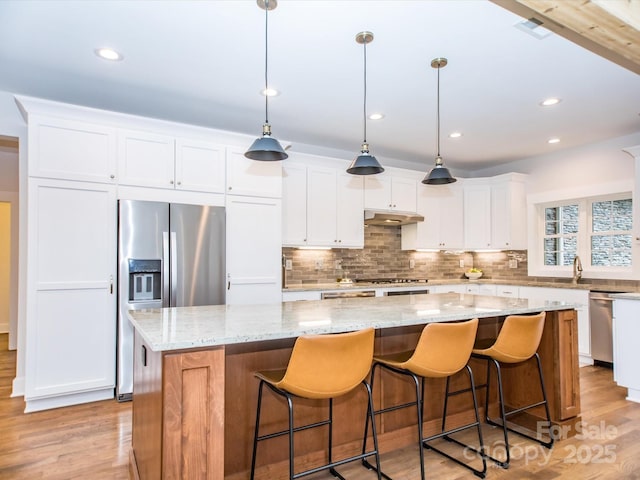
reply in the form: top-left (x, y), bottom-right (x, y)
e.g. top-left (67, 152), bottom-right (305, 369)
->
top-left (250, 380), bottom-right (266, 480)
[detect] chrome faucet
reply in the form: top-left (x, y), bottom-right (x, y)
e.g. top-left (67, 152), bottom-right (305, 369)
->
top-left (572, 255), bottom-right (583, 284)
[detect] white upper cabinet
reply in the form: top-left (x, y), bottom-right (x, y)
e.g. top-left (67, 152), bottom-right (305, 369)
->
top-left (282, 163), bottom-right (308, 245)
top-left (226, 147), bottom-right (282, 198)
top-left (118, 129), bottom-right (175, 188)
top-left (491, 175), bottom-right (527, 249)
top-left (175, 138), bottom-right (226, 193)
top-left (402, 182), bottom-right (464, 250)
top-left (28, 115), bottom-right (117, 183)
top-left (307, 166), bottom-right (339, 246)
top-left (463, 183), bottom-right (492, 249)
top-left (463, 173), bottom-right (527, 250)
top-left (336, 172), bottom-right (364, 248)
top-left (282, 158), bottom-right (364, 248)
top-left (364, 173), bottom-right (417, 212)
top-left (118, 130), bottom-right (227, 193)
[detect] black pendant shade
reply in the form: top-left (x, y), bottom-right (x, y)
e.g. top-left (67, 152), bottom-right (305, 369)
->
top-left (245, 0), bottom-right (288, 162)
top-left (347, 144), bottom-right (384, 175)
top-left (423, 156), bottom-right (456, 184)
top-left (422, 57), bottom-right (456, 185)
top-left (245, 124), bottom-right (288, 161)
top-left (348, 31), bottom-right (384, 176)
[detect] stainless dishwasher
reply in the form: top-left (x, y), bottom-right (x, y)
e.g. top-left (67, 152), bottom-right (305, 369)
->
top-left (590, 291), bottom-right (616, 367)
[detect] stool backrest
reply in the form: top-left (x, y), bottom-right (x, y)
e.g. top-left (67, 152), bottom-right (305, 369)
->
top-left (489, 312), bottom-right (546, 363)
top-left (404, 318), bottom-right (478, 378)
top-left (276, 327), bottom-right (375, 399)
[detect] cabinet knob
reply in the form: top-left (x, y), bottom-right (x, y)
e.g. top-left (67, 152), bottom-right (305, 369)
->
top-left (169, 180), bottom-right (174, 185)
top-left (110, 174), bottom-right (115, 179)
top-left (177, 181), bottom-right (181, 186)
top-left (338, 240), bottom-right (342, 243)
top-left (393, 204), bottom-right (396, 208)
top-left (389, 204), bottom-right (392, 208)
top-left (228, 186), bottom-right (232, 191)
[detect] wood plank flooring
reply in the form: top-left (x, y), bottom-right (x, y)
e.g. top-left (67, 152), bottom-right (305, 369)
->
top-left (1, 332), bottom-right (639, 479)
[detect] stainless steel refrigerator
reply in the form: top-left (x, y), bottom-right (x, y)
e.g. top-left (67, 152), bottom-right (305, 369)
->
top-left (116, 200), bottom-right (225, 400)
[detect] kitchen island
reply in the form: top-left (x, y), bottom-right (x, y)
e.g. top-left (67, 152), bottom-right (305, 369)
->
top-left (128, 293), bottom-right (581, 480)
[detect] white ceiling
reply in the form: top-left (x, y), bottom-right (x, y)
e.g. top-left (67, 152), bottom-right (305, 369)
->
top-left (1, 0), bottom-right (639, 173)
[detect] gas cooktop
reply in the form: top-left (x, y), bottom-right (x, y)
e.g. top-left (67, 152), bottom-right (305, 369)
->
top-left (355, 278), bottom-right (429, 285)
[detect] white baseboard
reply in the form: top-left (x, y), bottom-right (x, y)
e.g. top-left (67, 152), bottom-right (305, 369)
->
top-left (579, 354), bottom-right (594, 366)
top-left (0, 322), bottom-right (8, 334)
top-left (24, 388), bottom-right (114, 413)
top-left (11, 375), bottom-right (24, 397)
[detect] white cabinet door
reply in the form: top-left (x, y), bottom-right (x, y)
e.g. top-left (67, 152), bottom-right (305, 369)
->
top-left (118, 129), bottom-right (175, 188)
top-left (496, 285), bottom-right (519, 298)
top-left (403, 182), bottom-right (463, 250)
top-left (29, 115), bottom-right (117, 183)
top-left (307, 167), bottom-right (338, 246)
top-left (431, 284), bottom-right (466, 293)
top-left (25, 179), bottom-right (116, 409)
top-left (364, 174), bottom-right (417, 212)
top-left (226, 195), bottom-right (282, 305)
top-left (226, 147), bottom-right (282, 198)
top-left (364, 175), bottom-right (392, 210)
top-left (282, 163), bottom-right (308, 246)
top-left (392, 176), bottom-right (417, 212)
top-left (491, 177), bottom-right (527, 250)
top-left (175, 138), bottom-right (226, 193)
top-left (463, 183), bottom-right (492, 249)
top-left (612, 299), bottom-right (640, 399)
top-left (336, 172), bottom-right (364, 248)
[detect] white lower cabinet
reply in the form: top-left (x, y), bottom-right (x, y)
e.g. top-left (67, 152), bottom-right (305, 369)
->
top-left (430, 284), bottom-right (467, 294)
top-left (282, 291), bottom-right (322, 302)
top-left (612, 298), bottom-right (640, 402)
top-left (25, 179), bottom-right (117, 411)
top-left (519, 286), bottom-right (591, 363)
top-left (226, 195), bottom-right (282, 305)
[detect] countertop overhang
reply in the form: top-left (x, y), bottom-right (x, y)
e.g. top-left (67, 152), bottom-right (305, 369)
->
top-left (128, 293), bottom-right (579, 352)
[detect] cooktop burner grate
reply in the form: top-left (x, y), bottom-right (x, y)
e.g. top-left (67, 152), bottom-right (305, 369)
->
top-left (355, 278), bottom-right (429, 284)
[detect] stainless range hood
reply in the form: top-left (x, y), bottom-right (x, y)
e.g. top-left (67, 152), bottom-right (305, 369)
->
top-left (364, 210), bottom-right (424, 226)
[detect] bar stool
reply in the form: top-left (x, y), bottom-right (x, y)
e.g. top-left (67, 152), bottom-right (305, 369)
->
top-left (471, 312), bottom-right (554, 468)
top-left (363, 318), bottom-right (486, 480)
top-left (250, 327), bottom-right (382, 480)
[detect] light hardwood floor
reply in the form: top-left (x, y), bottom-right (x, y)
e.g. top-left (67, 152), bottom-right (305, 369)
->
top-left (1, 332), bottom-right (639, 479)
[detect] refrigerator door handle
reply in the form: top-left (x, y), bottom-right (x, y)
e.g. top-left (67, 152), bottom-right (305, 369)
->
top-left (171, 231), bottom-right (178, 306)
top-left (162, 231), bottom-right (170, 307)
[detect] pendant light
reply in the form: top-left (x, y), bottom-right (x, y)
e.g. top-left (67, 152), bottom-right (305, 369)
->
top-left (422, 57), bottom-right (456, 184)
top-left (245, 0), bottom-right (288, 161)
top-left (347, 31), bottom-right (384, 175)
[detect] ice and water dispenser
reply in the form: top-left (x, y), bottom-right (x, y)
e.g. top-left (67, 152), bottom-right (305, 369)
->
top-left (128, 259), bottom-right (161, 302)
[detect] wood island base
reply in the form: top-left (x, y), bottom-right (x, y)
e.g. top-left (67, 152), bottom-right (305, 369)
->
top-left (130, 309), bottom-right (580, 479)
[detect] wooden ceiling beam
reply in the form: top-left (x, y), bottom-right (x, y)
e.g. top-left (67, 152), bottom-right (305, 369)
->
top-left (492, 0), bottom-right (640, 75)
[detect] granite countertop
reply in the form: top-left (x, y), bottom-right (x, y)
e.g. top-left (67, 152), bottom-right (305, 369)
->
top-left (283, 278), bottom-right (639, 293)
top-left (128, 293), bottom-right (578, 352)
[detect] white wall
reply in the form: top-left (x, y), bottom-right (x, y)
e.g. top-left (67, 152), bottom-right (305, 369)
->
top-left (0, 90), bottom-right (27, 395)
top-left (469, 131), bottom-right (640, 194)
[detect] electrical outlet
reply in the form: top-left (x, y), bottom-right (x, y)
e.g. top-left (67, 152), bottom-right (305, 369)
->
top-left (509, 259), bottom-right (518, 269)
top-left (459, 259), bottom-right (465, 268)
top-left (315, 259), bottom-right (323, 270)
top-left (409, 259), bottom-right (415, 269)
top-left (335, 260), bottom-right (342, 270)
top-left (285, 259), bottom-right (293, 270)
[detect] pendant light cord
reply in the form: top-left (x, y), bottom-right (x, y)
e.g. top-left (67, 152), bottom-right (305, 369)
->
top-left (436, 62), bottom-right (440, 158)
top-left (264, 0), bottom-right (270, 125)
top-left (363, 38), bottom-right (368, 144)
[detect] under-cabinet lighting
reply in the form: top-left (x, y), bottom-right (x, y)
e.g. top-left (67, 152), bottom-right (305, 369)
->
top-left (548, 137), bottom-right (561, 144)
top-left (473, 249), bottom-right (501, 253)
top-left (415, 249), bottom-right (440, 252)
top-left (261, 88), bottom-right (280, 97)
top-left (297, 246), bottom-right (331, 250)
top-left (368, 113), bottom-right (385, 120)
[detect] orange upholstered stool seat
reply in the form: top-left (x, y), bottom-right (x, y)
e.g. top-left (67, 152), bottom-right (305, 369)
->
top-left (363, 318), bottom-right (486, 480)
top-left (250, 327), bottom-right (381, 480)
top-left (471, 312), bottom-right (554, 468)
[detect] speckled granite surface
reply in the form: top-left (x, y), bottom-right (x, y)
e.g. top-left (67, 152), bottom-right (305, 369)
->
top-left (128, 293), bottom-right (578, 352)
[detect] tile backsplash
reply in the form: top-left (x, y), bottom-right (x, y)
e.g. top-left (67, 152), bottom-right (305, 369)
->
top-left (282, 225), bottom-right (528, 285)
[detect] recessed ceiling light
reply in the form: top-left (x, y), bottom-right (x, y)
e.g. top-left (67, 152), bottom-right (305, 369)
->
top-left (449, 132), bottom-right (462, 138)
top-left (548, 137), bottom-right (560, 144)
top-left (540, 97), bottom-right (561, 106)
top-left (261, 88), bottom-right (280, 97)
top-left (94, 47), bottom-right (123, 61)
top-left (368, 113), bottom-right (385, 120)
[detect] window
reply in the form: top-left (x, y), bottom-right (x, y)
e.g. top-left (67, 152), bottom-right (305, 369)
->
top-left (544, 204), bottom-right (578, 266)
top-left (541, 194), bottom-right (632, 270)
top-left (590, 198), bottom-right (632, 267)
